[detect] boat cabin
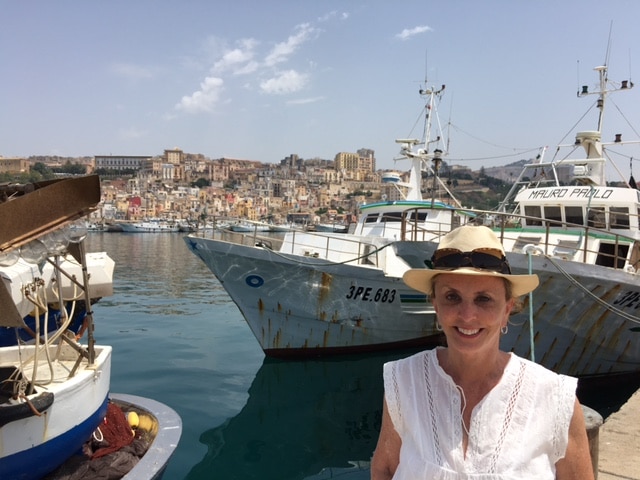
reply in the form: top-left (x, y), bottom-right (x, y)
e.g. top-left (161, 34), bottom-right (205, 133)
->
top-left (509, 185), bottom-right (640, 271)
top-left (353, 200), bottom-right (473, 240)
top-left (515, 185), bottom-right (640, 233)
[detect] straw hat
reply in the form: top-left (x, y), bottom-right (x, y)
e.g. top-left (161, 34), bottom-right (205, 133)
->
top-left (403, 225), bottom-right (539, 297)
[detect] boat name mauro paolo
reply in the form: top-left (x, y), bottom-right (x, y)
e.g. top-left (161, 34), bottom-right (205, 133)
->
top-left (526, 187), bottom-right (614, 200)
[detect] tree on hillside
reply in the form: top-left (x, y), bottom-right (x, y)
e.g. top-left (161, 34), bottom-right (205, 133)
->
top-left (192, 178), bottom-right (211, 188)
top-left (53, 161), bottom-right (86, 175)
top-left (31, 162), bottom-right (54, 178)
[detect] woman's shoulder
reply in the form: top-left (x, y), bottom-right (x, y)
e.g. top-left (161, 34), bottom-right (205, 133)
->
top-left (508, 353), bottom-right (578, 391)
top-left (387, 348), bottom-right (438, 368)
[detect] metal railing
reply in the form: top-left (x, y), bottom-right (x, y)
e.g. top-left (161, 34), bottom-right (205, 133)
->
top-left (194, 206), bottom-right (640, 272)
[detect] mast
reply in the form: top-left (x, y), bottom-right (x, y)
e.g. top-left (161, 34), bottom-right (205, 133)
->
top-left (394, 83), bottom-right (448, 202)
top-left (575, 63), bottom-right (634, 185)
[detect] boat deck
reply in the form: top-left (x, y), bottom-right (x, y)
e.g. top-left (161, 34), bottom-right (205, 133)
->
top-left (0, 343), bottom-right (103, 401)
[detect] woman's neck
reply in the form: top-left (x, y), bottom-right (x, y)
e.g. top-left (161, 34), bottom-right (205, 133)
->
top-left (437, 347), bottom-right (509, 391)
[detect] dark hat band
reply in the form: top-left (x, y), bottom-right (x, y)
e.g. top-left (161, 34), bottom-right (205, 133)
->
top-left (431, 250), bottom-right (512, 274)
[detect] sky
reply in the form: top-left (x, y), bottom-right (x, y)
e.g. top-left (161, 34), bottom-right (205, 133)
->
top-left (2, 1), bottom-right (640, 179)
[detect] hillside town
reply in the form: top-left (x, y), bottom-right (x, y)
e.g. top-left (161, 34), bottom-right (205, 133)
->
top-left (0, 147), bottom-right (541, 227)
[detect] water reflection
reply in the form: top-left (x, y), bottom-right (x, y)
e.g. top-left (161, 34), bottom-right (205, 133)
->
top-left (186, 351), bottom-right (414, 480)
top-left (187, 351), bottom-right (640, 480)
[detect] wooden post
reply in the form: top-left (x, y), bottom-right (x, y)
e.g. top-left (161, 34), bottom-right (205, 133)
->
top-left (582, 405), bottom-right (603, 479)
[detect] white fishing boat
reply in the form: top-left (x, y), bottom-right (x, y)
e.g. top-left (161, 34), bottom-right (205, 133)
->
top-left (185, 83), bottom-right (467, 357)
top-left (0, 176), bottom-right (181, 479)
top-left (228, 220), bottom-right (271, 233)
top-left (187, 59), bottom-right (640, 379)
top-left (119, 219), bottom-right (179, 233)
top-left (310, 222), bottom-right (349, 233)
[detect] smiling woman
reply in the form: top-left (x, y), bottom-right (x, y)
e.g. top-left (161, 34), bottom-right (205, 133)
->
top-left (371, 225), bottom-right (595, 480)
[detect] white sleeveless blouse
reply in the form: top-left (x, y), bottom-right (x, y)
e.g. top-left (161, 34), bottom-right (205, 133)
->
top-left (383, 348), bottom-right (577, 479)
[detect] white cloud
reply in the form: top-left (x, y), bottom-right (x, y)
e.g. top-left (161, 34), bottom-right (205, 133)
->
top-left (318, 10), bottom-right (349, 22)
top-left (213, 38), bottom-right (259, 74)
top-left (232, 60), bottom-right (260, 75)
top-left (395, 25), bottom-right (432, 40)
top-left (264, 23), bottom-right (318, 67)
top-left (176, 77), bottom-right (224, 113)
top-left (286, 96), bottom-right (324, 105)
top-left (260, 70), bottom-right (308, 95)
top-left (176, 17), bottom-right (326, 111)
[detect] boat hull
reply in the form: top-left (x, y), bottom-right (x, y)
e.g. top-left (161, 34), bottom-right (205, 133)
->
top-left (503, 252), bottom-right (640, 378)
top-left (228, 223), bottom-right (270, 233)
top-left (0, 345), bottom-right (112, 480)
top-left (118, 222), bottom-right (179, 233)
top-left (186, 232), bottom-right (640, 377)
top-left (185, 235), bottom-right (443, 356)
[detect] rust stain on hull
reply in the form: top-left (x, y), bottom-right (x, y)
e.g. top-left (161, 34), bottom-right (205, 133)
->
top-left (318, 272), bottom-right (333, 302)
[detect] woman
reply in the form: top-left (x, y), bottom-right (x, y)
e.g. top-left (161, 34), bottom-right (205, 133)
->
top-left (371, 225), bottom-right (594, 479)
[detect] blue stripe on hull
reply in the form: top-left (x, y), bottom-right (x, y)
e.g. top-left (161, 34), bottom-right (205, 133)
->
top-left (0, 395), bottom-right (109, 480)
top-left (399, 293), bottom-right (427, 303)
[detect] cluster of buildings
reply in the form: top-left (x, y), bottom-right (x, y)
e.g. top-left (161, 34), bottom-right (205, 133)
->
top-left (1, 147), bottom-right (412, 225)
top-left (99, 147), bottom-right (398, 225)
top-left (1, 146), bottom-right (534, 226)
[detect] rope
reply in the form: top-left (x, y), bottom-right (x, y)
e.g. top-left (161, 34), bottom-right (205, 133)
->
top-left (455, 384), bottom-right (470, 437)
top-left (543, 254), bottom-right (640, 325)
top-left (524, 246), bottom-right (640, 326)
top-left (524, 246), bottom-right (538, 363)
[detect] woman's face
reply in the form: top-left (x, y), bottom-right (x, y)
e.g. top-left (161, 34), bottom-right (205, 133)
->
top-left (432, 273), bottom-right (514, 354)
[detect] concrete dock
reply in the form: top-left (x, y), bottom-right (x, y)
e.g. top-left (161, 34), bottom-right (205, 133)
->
top-left (597, 388), bottom-right (640, 479)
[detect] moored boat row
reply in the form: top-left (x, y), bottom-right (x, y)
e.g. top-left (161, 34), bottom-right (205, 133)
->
top-left (186, 62), bottom-right (640, 380)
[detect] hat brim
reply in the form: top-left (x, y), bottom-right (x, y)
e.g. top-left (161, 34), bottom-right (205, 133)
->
top-left (403, 267), bottom-right (539, 298)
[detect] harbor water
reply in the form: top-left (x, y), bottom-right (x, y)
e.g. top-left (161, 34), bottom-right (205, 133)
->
top-left (85, 232), bottom-right (640, 480)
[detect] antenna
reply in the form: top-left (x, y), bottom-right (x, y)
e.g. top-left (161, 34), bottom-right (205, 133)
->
top-left (604, 21), bottom-right (613, 67)
top-left (424, 49), bottom-right (428, 83)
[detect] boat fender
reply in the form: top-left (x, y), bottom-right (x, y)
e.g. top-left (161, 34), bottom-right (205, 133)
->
top-left (127, 410), bottom-right (155, 433)
top-left (0, 391), bottom-right (54, 427)
top-left (127, 410), bottom-right (139, 434)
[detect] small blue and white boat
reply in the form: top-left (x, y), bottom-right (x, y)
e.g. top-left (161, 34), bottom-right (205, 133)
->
top-left (0, 175), bottom-right (181, 479)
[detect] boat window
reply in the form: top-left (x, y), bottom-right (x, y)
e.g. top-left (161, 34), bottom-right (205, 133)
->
top-left (564, 206), bottom-right (584, 226)
top-left (364, 214), bottom-right (379, 224)
top-left (409, 211), bottom-right (428, 221)
top-left (544, 206), bottom-right (562, 226)
top-left (524, 206), bottom-right (542, 226)
top-left (596, 242), bottom-right (629, 269)
top-left (382, 212), bottom-right (403, 222)
top-left (610, 207), bottom-right (630, 229)
top-left (587, 208), bottom-right (606, 229)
